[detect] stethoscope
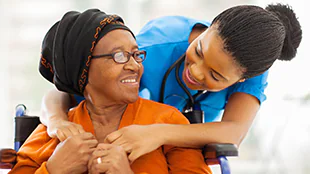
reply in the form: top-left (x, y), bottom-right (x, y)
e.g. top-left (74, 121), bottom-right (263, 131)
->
top-left (159, 54), bottom-right (208, 123)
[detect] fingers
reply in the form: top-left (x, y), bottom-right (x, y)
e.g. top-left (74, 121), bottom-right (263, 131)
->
top-left (86, 139), bottom-right (99, 149)
top-left (56, 129), bottom-right (67, 142)
top-left (53, 122), bottom-right (86, 142)
top-left (104, 131), bottom-right (122, 144)
top-left (75, 124), bottom-right (86, 134)
top-left (93, 148), bottom-right (109, 158)
top-left (89, 161), bottom-right (109, 174)
top-left (119, 143), bottom-right (132, 155)
top-left (88, 144), bottom-right (131, 174)
top-left (88, 145), bottom-right (115, 173)
top-left (96, 143), bottom-right (114, 150)
top-left (128, 151), bottom-right (140, 164)
top-left (88, 148), bottom-right (109, 170)
top-left (80, 132), bottom-right (96, 140)
top-left (68, 124), bottom-right (85, 136)
top-left (47, 128), bottom-right (58, 139)
top-left (76, 133), bottom-right (98, 149)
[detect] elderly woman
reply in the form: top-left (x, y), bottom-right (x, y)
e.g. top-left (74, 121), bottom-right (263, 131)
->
top-left (9, 9), bottom-right (210, 174)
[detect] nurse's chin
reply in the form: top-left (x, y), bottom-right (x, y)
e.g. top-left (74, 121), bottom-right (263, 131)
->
top-left (184, 81), bottom-right (205, 90)
top-left (185, 82), bottom-right (222, 92)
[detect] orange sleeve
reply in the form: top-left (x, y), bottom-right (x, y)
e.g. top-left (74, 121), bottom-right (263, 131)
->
top-left (9, 124), bottom-right (58, 174)
top-left (164, 146), bottom-right (211, 174)
top-left (163, 111), bottom-right (212, 174)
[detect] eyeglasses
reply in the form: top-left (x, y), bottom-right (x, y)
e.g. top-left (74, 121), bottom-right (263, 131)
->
top-left (92, 50), bottom-right (146, 64)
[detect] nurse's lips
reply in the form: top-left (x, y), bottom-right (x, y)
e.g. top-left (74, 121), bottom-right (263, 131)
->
top-left (185, 68), bottom-right (201, 86)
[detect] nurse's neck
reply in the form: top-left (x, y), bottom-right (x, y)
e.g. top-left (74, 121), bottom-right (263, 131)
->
top-left (188, 24), bottom-right (208, 43)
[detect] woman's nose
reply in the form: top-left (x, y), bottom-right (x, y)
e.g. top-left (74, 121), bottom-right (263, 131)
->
top-left (124, 57), bottom-right (141, 72)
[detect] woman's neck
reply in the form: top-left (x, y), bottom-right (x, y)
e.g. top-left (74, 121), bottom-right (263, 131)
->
top-left (86, 100), bottom-right (127, 126)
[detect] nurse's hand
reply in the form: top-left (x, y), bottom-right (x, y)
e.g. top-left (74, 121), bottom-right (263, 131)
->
top-left (104, 124), bottom-right (164, 163)
top-left (47, 119), bottom-right (86, 141)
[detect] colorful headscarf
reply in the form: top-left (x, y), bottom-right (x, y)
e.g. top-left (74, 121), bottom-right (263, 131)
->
top-left (39, 9), bottom-right (134, 96)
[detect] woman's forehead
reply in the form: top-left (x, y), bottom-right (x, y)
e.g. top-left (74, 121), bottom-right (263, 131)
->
top-left (95, 30), bottom-right (137, 52)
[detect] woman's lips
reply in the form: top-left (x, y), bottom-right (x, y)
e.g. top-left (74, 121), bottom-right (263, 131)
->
top-left (185, 68), bottom-right (201, 86)
top-left (120, 76), bottom-right (139, 86)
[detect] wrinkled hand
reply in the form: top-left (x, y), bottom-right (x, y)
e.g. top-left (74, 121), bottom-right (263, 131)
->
top-left (47, 119), bottom-right (86, 141)
top-left (46, 132), bottom-right (98, 174)
top-left (88, 144), bottom-right (133, 174)
top-left (104, 124), bottom-right (164, 163)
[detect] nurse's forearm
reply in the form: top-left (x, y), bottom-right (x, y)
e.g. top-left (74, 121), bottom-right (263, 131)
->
top-left (40, 88), bottom-right (71, 126)
top-left (160, 92), bottom-right (260, 148)
top-left (160, 121), bottom-right (244, 148)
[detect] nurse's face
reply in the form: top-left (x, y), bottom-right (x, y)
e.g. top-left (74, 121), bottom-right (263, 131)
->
top-left (183, 25), bottom-right (245, 92)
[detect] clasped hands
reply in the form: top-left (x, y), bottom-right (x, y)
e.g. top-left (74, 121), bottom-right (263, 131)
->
top-left (46, 132), bottom-right (133, 174)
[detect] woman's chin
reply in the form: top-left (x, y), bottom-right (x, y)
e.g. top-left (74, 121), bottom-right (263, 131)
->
top-left (122, 95), bottom-right (139, 104)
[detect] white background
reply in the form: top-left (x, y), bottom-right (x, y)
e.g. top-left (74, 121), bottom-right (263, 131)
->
top-left (0, 0), bottom-right (308, 173)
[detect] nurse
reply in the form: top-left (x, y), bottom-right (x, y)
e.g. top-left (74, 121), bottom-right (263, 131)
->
top-left (40, 3), bottom-right (302, 162)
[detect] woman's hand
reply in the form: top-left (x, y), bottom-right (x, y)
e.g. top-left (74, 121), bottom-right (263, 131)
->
top-left (104, 124), bottom-right (165, 163)
top-left (46, 132), bottom-right (98, 174)
top-left (88, 144), bottom-right (133, 174)
top-left (47, 119), bottom-right (86, 141)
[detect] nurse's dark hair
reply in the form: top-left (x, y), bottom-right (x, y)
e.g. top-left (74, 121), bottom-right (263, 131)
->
top-left (211, 3), bottom-right (302, 78)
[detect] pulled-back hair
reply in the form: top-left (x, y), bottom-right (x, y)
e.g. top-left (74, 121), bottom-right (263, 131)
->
top-left (211, 4), bottom-right (302, 78)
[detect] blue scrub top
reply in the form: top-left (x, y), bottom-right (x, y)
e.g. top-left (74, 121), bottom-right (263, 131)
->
top-left (75, 16), bottom-right (268, 122)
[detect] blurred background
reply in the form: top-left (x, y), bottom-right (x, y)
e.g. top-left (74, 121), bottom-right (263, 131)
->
top-left (0, 0), bottom-right (308, 173)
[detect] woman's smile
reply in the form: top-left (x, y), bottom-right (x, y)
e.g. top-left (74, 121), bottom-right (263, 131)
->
top-left (120, 76), bottom-right (139, 86)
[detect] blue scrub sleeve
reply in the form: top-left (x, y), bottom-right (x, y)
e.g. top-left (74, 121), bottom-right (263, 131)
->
top-left (227, 71), bottom-right (269, 104)
top-left (73, 95), bottom-right (85, 105)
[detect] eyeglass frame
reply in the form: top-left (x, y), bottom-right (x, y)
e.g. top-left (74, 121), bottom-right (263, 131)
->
top-left (91, 50), bottom-right (146, 64)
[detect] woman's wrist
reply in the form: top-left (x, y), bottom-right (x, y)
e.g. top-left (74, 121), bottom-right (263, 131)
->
top-left (46, 159), bottom-right (62, 174)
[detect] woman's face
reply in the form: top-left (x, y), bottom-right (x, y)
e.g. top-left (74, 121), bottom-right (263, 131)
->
top-left (184, 26), bottom-right (245, 92)
top-left (86, 29), bottom-right (143, 105)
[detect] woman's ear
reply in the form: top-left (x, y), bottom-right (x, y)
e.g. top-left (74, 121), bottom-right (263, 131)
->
top-left (239, 78), bottom-right (245, 82)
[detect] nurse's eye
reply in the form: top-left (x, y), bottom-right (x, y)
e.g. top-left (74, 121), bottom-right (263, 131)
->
top-left (195, 47), bottom-right (201, 58)
top-left (211, 71), bottom-right (220, 81)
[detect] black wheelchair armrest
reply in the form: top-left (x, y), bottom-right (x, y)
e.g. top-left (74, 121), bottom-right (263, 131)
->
top-left (0, 148), bottom-right (17, 169)
top-left (203, 143), bottom-right (238, 159)
top-left (15, 116), bottom-right (40, 144)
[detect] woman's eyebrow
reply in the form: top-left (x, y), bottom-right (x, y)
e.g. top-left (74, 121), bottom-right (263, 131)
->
top-left (110, 46), bottom-right (124, 52)
top-left (110, 45), bottom-right (139, 52)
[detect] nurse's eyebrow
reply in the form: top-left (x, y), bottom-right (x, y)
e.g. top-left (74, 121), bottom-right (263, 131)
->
top-left (199, 40), bottom-right (228, 81)
top-left (198, 40), bottom-right (204, 58)
top-left (211, 69), bottom-right (228, 81)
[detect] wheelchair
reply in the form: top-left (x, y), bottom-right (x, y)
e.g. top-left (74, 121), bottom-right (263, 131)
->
top-left (0, 104), bottom-right (238, 174)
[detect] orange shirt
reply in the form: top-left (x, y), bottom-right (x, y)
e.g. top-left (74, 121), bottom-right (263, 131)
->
top-left (10, 97), bottom-right (211, 174)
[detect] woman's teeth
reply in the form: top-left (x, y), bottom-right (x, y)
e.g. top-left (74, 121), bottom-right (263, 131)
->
top-left (121, 79), bottom-right (137, 83)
